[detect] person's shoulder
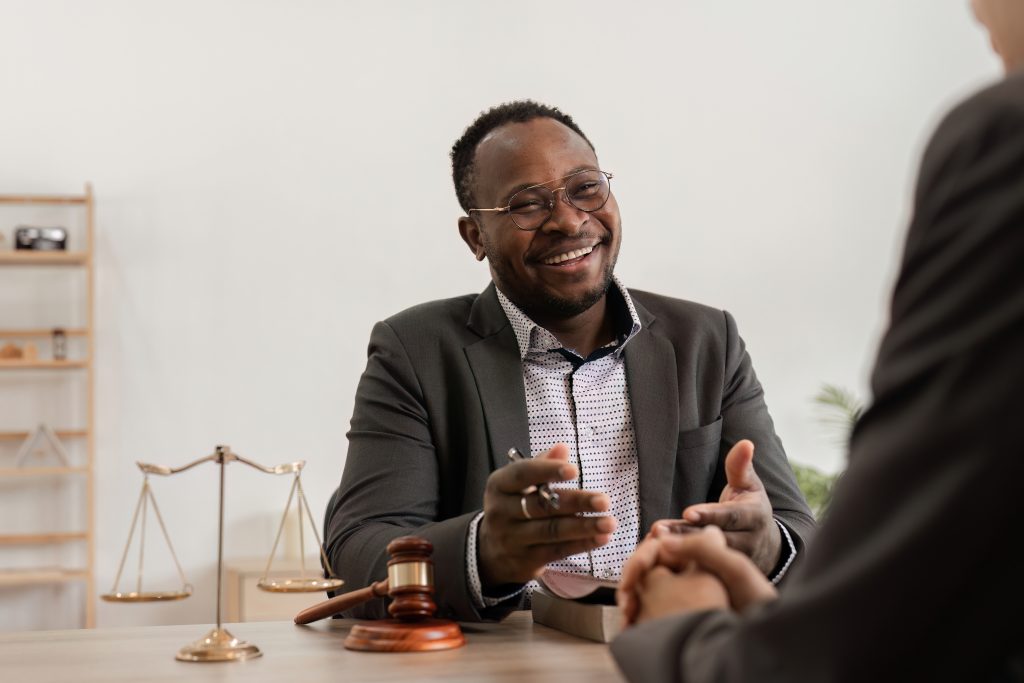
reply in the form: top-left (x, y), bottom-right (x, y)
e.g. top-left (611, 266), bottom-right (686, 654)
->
top-left (382, 293), bottom-right (478, 337)
top-left (944, 70), bottom-right (1024, 125)
top-left (627, 288), bottom-right (728, 333)
top-left (922, 72), bottom-right (1024, 170)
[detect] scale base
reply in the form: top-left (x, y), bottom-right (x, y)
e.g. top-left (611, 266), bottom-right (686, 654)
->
top-left (344, 619), bottom-right (465, 652)
top-left (175, 627), bottom-right (262, 662)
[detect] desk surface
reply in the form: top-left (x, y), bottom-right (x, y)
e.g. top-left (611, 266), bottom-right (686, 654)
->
top-left (0, 612), bottom-right (624, 682)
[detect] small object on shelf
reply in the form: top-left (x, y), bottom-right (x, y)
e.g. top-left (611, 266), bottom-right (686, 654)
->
top-left (22, 342), bottom-right (38, 361)
top-left (52, 329), bottom-right (67, 360)
top-left (293, 536), bottom-right (466, 653)
top-left (15, 424), bottom-right (72, 468)
top-left (14, 226), bottom-right (67, 251)
top-left (0, 343), bottom-right (22, 359)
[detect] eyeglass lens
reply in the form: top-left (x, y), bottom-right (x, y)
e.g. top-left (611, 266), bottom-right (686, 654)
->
top-left (507, 170), bottom-right (610, 230)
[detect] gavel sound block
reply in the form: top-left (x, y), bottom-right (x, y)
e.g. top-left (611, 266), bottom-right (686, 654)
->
top-left (294, 536), bottom-right (465, 652)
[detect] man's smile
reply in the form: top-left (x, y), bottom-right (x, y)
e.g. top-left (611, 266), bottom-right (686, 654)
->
top-left (542, 243), bottom-right (597, 265)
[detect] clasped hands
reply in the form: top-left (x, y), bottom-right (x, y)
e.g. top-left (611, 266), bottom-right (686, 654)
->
top-left (477, 439), bottom-right (783, 603)
top-left (618, 439), bottom-right (781, 627)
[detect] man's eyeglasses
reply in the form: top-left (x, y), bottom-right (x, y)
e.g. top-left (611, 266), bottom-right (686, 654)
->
top-left (468, 169), bottom-right (613, 231)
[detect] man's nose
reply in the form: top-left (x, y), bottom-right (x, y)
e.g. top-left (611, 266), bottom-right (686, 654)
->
top-left (539, 188), bottom-right (586, 235)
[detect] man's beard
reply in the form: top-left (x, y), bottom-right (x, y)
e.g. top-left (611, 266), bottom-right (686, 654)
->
top-left (487, 246), bottom-right (618, 322)
top-left (531, 265), bottom-right (615, 319)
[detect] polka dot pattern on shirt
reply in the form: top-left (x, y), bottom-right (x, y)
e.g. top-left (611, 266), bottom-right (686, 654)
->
top-left (497, 281), bottom-right (642, 581)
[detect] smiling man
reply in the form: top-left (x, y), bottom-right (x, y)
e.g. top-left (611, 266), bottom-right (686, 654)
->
top-left (323, 101), bottom-right (814, 621)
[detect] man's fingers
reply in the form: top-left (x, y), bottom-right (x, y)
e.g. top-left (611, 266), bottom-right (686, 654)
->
top-left (502, 487), bottom-right (609, 520)
top-left (510, 513), bottom-right (617, 546)
top-left (681, 500), bottom-right (761, 530)
top-left (723, 439), bottom-right (759, 491)
top-left (537, 442), bottom-right (571, 462)
top-left (489, 453), bottom-right (578, 495)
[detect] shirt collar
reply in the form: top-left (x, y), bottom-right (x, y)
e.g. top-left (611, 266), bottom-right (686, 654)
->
top-left (495, 276), bottom-right (643, 361)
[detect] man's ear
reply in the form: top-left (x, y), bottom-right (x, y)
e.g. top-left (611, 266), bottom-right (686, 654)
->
top-left (458, 216), bottom-right (487, 261)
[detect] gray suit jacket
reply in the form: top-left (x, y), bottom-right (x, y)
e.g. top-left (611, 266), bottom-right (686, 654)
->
top-left (325, 286), bottom-right (814, 621)
top-left (611, 73), bottom-right (1024, 682)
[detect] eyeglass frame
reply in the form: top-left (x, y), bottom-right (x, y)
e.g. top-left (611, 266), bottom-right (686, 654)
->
top-left (467, 169), bottom-right (614, 231)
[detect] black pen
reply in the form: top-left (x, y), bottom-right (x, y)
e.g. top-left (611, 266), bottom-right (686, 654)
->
top-left (507, 447), bottom-right (561, 511)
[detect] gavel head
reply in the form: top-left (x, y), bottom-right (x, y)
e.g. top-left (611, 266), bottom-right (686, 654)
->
top-left (385, 536), bottom-right (436, 621)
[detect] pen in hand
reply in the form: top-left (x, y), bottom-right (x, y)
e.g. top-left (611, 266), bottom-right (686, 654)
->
top-left (507, 447), bottom-right (561, 511)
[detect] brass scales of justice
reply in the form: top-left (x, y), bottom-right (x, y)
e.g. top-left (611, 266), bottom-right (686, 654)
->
top-left (100, 445), bottom-right (344, 662)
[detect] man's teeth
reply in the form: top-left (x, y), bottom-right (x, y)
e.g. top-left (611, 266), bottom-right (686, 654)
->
top-left (543, 245), bottom-right (595, 265)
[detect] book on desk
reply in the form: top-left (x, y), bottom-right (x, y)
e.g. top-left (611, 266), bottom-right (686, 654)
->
top-left (530, 570), bottom-right (621, 643)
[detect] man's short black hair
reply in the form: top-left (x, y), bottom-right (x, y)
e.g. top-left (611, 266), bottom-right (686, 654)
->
top-left (450, 100), bottom-right (595, 213)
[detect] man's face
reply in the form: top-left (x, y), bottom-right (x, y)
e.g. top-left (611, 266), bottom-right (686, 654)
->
top-left (459, 117), bottom-right (622, 323)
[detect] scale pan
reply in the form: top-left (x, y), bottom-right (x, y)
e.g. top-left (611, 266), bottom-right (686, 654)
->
top-left (100, 587), bottom-right (193, 602)
top-left (256, 577), bottom-right (344, 593)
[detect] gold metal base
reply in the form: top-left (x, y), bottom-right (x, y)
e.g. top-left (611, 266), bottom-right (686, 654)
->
top-left (175, 628), bottom-right (262, 662)
top-left (257, 577), bottom-right (344, 593)
top-left (100, 587), bottom-right (192, 603)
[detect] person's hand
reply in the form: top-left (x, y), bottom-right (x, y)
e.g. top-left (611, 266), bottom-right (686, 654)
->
top-left (478, 443), bottom-right (617, 588)
top-left (618, 526), bottom-right (777, 627)
top-left (632, 564), bottom-right (729, 625)
top-left (680, 439), bottom-right (782, 574)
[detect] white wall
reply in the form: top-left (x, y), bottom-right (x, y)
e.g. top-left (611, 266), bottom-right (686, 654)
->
top-left (0, 0), bottom-right (1001, 629)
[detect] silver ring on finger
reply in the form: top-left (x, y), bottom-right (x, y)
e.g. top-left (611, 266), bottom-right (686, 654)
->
top-left (520, 495), bottom-right (533, 520)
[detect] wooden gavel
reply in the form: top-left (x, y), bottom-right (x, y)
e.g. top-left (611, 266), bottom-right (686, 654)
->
top-left (294, 536), bottom-right (464, 652)
top-left (294, 536), bottom-right (436, 624)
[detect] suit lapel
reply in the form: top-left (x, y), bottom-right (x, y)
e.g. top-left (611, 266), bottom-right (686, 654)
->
top-left (464, 284), bottom-right (531, 473)
top-left (623, 301), bottom-right (679, 534)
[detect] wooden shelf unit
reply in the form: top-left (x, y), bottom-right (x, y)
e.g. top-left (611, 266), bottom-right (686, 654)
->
top-left (0, 429), bottom-right (88, 442)
top-left (0, 184), bottom-right (96, 628)
top-left (0, 466), bottom-right (89, 479)
top-left (0, 569), bottom-right (90, 588)
top-left (0, 251), bottom-right (89, 266)
top-left (0, 532), bottom-right (88, 546)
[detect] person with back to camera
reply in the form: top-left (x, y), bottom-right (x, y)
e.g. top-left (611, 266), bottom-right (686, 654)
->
top-left (612, 2), bottom-right (1024, 680)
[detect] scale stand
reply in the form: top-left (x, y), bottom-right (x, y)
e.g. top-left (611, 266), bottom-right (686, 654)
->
top-left (102, 445), bottom-right (343, 662)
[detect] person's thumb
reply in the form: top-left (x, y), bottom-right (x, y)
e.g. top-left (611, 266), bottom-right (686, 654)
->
top-left (723, 440), bottom-right (759, 490)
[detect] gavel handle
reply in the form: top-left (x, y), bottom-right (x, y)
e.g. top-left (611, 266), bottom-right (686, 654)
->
top-left (293, 579), bottom-right (389, 625)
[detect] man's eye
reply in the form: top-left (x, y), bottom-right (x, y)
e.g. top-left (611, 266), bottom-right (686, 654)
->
top-left (572, 181), bottom-right (600, 197)
top-left (510, 198), bottom-right (546, 214)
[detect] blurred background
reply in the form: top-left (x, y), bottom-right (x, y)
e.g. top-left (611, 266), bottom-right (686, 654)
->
top-left (0, 0), bottom-right (1001, 630)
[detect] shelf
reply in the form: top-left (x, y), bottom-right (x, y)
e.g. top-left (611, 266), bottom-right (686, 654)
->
top-left (0, 251), bottom-right (88, 266)
top-left (0, 532), bottom-right (88, 546)
top-left (0, 430), bottom-right (88, 441)
top-left (0, 569), bottom-right (90, 587)
top-left (0, 194), bottom-right (87, 205)
top-left (0, 183), bottom-right (95, 628)
top-left (0, 329), bottom-right (87, 338)
top-left (0, 360), bottom-right (88, 369)
top-left (0, 467), bottom-right (88, 479)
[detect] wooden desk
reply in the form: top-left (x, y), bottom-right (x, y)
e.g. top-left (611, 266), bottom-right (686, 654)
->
top-left (0, 611), bottom-right (624, 682)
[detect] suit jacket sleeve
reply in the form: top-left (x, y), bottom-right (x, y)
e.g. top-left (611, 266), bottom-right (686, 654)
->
top-left (719, 310), bottom-right (816, 553)
top-left (613, 77), bottom-right (1024, 681)
top-left (323, 320), bottom-right (496, 621)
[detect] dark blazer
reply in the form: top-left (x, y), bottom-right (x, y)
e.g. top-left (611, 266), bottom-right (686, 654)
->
top-left (611, 73), bottom-right (1024, 682)
top-left (325, 285), bottom-right (815, 621)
